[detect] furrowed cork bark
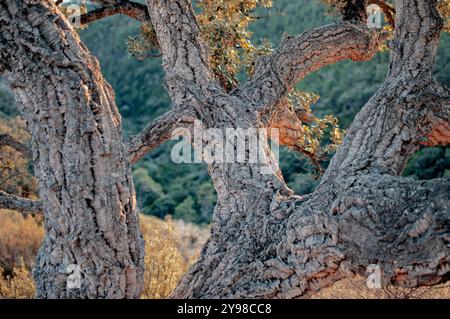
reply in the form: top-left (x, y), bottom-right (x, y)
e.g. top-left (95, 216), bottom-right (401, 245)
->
top-left (0, 0), bottom-right (448, 299)
top-left (0, 0), bottom-right (144, 298)
top-left (141, 0), bottom-right (448, 298)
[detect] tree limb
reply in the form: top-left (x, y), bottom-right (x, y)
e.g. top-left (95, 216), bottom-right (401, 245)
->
top-left (0, 189), bottom-right (42, 214)
top-left (127, 108), bottom-right (196, 164)
top-left (329, 174), bottom-right (449, 287)
top-left (0, 133), bottom-right (32, 160)
top-left (78, 1), bottom-right (150, 25)
top-left (146, 0), bottom-right (216, 105)
top-left (388, 0), bottom-right (443, 77)
top-left (234, 23), bottom-right (386, 111)
top-left (172, 0), bottom-right (449, 299)
top-left (275, 174), bottom-right (450, 298)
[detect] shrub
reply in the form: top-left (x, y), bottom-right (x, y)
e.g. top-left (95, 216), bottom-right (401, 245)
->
top-left (140, 215), bottom-right (189, 299)
top-left (0, 212), bottom-right (447, 299)
top-left (0, 259), bottom-right (35, 299)
top-left (0, 210), bottom-right (44, 272)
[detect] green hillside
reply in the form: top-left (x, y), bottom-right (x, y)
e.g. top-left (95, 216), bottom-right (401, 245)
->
top-left (0, 0), bottom-right (448, 224)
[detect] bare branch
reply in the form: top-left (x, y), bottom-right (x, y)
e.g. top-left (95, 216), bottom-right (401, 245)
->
top-left (0, 189), bottom-right (42, 214)
top-left (328, 174), bottom-right (450, 288)
top-left (0, 133), bottom-right (32, 160)
top-left (78, 1), bottom-right (150, 25)
top-left (127, 109), bottom-right (196, 164)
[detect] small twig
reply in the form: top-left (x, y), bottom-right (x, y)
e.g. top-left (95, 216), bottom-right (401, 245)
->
top-left (0, 171), bottom-right (27, 187)
top-left (0, 134), bottom-right (32, 160)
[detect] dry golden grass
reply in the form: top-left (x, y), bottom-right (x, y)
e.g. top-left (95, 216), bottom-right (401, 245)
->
top-left (313, 276), bottom-right (450, 299)
top-left (140, 215), bottom-right (189, 299)
top-left (172, 218), bottom-right (210, 265)
top-left (0, 210), bottom-right (448, 299)
top-left (0, 209), bottom-right (44, 272)
top-left (0, 259), bottom-right (35, 299)
top-left (139, 215), bottom-right (210, 298)
top-left (0, 118), bottom-right (38, 200)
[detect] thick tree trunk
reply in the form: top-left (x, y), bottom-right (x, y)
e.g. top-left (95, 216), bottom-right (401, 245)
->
top-left (0, 0), bottom-right (448, 299)
top-left (161, 0), bottom-right (449, 298)
top-left (0, 0), bottom-right (144, 298)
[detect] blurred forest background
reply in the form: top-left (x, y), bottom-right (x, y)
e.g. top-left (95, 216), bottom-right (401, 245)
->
top-left (0, 0), bottom-right (449, 298)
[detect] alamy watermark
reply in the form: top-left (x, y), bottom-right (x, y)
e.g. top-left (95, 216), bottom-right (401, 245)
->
top-left (170, 120), bottom-right (280, 175)
top-left (367, 4), bottom-right (384, 29)
top-left (63, 2), bottom-right (83, 28)
top-left (66, 264), bottom-right (82, 289)
top-left (62, 2), bottom-right (385, 30)
top-left (366, 264), bottom-right (382, 289)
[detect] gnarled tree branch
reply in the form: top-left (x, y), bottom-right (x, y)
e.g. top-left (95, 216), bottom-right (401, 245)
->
top-left (330, 174), bottom-right (449, 289)
top-left (78, 1), bottom-right (150, 25)
top-left (0, 133), bottom-right (32, 160)
top-left (127, 108), bottom-right (196, 164)
top-left (0, 189), bottom-right (42, 214)
top-left (234, 23), bottom-right (386, 111)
